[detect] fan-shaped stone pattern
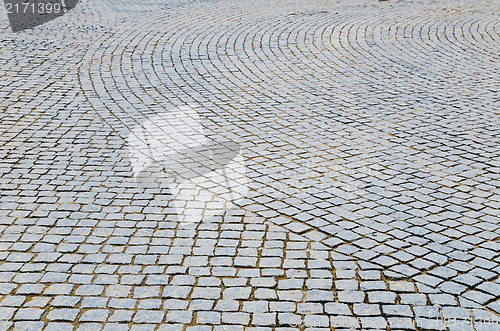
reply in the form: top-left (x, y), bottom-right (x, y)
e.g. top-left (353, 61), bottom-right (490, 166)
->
top-left (80, 0), bottom-right (500, 311)
top-left (0, 0), bottom-right (499, 329)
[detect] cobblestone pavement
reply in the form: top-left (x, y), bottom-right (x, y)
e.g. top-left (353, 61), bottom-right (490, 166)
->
top-left (1, 0), bottom-right (499, 329)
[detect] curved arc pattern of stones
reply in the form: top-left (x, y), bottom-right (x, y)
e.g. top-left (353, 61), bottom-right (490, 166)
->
top-left (79, 0), bottom-right (500, 315)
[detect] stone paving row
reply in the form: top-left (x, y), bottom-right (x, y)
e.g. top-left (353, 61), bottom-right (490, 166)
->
top-left (0, 0), bottom-right (499, 329)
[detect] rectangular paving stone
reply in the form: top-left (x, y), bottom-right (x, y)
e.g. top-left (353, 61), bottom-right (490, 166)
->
top-left (134, 310), bottom-right (166, 324)
top-left (14, 308), bottom-right (44, 321)
top-left (197, 311), bottom-right (221, 324)
top-left (47, 309), bottom-right (79, 322)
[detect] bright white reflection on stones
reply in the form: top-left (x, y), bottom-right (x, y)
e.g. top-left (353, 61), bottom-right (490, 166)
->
top-left (127, 105), bottom-right (248, 224)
